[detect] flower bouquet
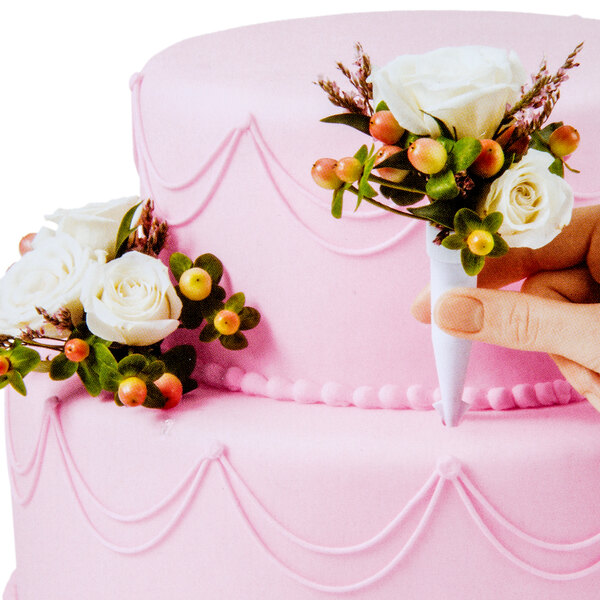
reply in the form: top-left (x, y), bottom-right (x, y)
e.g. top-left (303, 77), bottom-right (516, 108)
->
top-left (0, 197), bottom-right (260, 409)
top-left (312, 43), bottom-right (582, 425)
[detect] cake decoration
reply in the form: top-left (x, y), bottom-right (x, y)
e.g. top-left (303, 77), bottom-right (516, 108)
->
top-left (313, 43), bottom-right (582, 426)
top-left (0, 197), bottom-right (260, 408)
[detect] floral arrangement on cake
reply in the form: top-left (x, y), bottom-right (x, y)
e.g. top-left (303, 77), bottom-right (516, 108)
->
top-left (312, 43), bottom-right (582, 275)
top-left (0, 197), bottom-right (260, 408)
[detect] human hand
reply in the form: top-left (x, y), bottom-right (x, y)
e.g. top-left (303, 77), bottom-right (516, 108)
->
top-left (411, 205), bottom-right (600, 410)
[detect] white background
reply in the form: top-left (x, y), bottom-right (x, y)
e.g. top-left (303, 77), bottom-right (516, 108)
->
top-left (1, 0), bottom-right (599, 591)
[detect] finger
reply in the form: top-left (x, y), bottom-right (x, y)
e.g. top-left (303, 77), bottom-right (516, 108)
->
top-left (521, 266), bottom-right (600, 305)
top-left (551, 354), bottom-right (600, 412)
top-left (410, 265), bottom-right (600, 324)
top-left (433, 287), bottom-right (600, 374)
top-left (410, 285), bottom-right (431, 323)
top-left (478, 204), bottom-right (600, 289)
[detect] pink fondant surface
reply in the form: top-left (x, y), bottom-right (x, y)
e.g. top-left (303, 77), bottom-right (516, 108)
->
top-left (5, 376), bottom-right (600, 599)
top-left (132, 11), bottom-right (600, 409)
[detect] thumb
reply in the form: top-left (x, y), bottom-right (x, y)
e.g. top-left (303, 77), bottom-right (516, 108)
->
top-left (434, 288), bottom-right (600, 374)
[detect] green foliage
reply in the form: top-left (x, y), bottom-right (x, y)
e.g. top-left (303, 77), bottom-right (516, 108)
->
top-left (449, 138), bottom-right (482, 172)
top-left (169, 252), bottom-right (193, 282)
top-left (115, 201), bottom-right (142, 258)
top-left (320, 113), bottom-right (371, 135)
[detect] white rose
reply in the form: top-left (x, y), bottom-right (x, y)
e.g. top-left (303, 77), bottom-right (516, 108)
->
top-left (480, 149), bottom-right (573, 249)
top-left (371, 46), bottom-right (527, 139)
top-left (82, 251), bottom-right (182, 346)
top-left (0, 233), bottom-right (106, 337)
top-left (36, 196), bottom-right (140, 260)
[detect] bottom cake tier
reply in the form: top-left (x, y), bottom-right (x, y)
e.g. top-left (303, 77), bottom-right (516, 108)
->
top-left (4, 376), bottom-right (600, 600)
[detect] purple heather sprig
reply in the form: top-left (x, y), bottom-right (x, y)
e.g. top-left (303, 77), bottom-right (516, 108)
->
top-left (315, 43), bottom-right (374, 116)
top-left (126, 199), bottom-right (168, 257)
top-left (499, 42), bottom-right (583, 139)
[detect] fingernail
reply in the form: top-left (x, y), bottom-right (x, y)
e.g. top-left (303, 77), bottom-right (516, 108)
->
top-left (436, 294), bottom-right (484, 333)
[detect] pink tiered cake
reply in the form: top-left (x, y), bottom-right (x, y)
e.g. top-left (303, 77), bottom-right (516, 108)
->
top-left (5, 11), bottom-right (600, 600)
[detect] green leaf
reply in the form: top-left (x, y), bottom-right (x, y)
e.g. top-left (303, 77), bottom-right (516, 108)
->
top-left (220, 331), bottom-right (248, 351)
top-left (199, 323), bottom-right (220, 343)
top-left (161, 345), bottom-right (197, 380)
top-left (114, 201), bottom-right (142, 258)
top-left (7, 370), bottom-right (27, 396)
top-left (49, 353), bottom-right (78, 381)
top-left (77, 361), bottom-right (102, 396)
top-left (100, 366), bottom-right (122, 393)
top-left (454, 208), bottom-right (482, 236)
top-left (379, 185), bottom-right (424, 207)
top-left (375, 101), bottom-right (389, 112)
top-left (450, 137), bottom-right (482, 172)
top-left (549, 156), bottom-right (564, 177)
top-left (142, 382), bottom-right (167, 409)
top-left (239, 307), bottom-right (261, 331)
top-left (320, 113), bottom-right (371, 135)
top-left (117, 354), bottom-right (147, 376)
top-left (374, 150), bottom-right (412, 171)
top-left (225, 292), bottom-right (245, 313)
top-left (425, 170), bottom-right (459, 201)
top-left (194, 254), bottom-right (224, 284)
top-left (461, 248), bottom-right (485, 276)
top-left (177, 291), bottom-right (205, 330)
top-left (142, 359), bottom-right (166, 382)
top-left (354, 145), bottom-right (369, 163)
top-left (331, 187), bottom-right (344, 219)
top-left (9, 345), bottom-right (41, 376)
top-left (441, 233), bottom-right (467, 250)
top-left (482, 211), bottom-right (504, 233)
top-left (356, 154), bottom-right (378, 209)
top-left (489, 234), bottom-right (510, 257)
top-left (422, 112), bottom-right (455, 140)
top-left (92, 343), bottom-right (119, 370)
top-left (169, 252), bottom-right (193, 282)
top-left (408, 197), bottom-right (463, 230)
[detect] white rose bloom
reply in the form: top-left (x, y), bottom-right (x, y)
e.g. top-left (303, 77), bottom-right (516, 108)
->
top-left (371, 46), bottom-right (527, 140)
top-left (82, 251), bottom-right (183, 346)
top-left (35, 196), bottom-right (140, 259)
top-left (0, 233), bottom-right (106, 337)
top-left (480, 149), bottom-right (574, 249)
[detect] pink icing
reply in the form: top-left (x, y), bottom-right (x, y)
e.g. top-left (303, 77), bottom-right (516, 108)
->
top-left (131, 11), bottom-right (600, 411)
top-left (6, 378), bottom-right (600, 598)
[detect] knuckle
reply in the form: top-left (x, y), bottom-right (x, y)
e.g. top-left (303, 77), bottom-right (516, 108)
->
top-left (506, 299), bottom-right (542, 350)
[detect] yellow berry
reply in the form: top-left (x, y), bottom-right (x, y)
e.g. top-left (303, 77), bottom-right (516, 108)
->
top-left (467, 230), bottom-right (495, 256)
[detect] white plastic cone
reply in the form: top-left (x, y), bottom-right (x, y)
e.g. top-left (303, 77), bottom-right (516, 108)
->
top-left (426, 225), bottom-right (475, 426)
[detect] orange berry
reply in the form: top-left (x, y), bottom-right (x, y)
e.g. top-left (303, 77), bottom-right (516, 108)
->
top-left (118, 377), bottom-right (147, 407)
top-left (155, 372), bottom-right (184, 410)
top-left (64, 339), bottom-right (90, 363)
top-left (214, 310), bottom-right (241, 336)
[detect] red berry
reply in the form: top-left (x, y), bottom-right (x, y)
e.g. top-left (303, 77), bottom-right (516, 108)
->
top-left (311, 158), bottom-right (343, 189)
top-left (334, 157), bottom-right (363, 183)
top-left (155, 372), bottom-right (183, 409)
top-left (549, 125), bottom-right (580, 157)
top-left (369, 111), bottom-right (404, 145)
top-left (407, 138), bottom-right (447, 175)
top-left (214, 310), bottom-right (241, 336)
top-left (118, 377), bottom-right (147, 407)
top-left (64, 339), bottom-right (90, 363)
top-left (467, 230), bottom-right (495, 256)
top-left (470, 139), bottom-right (504, 178)
top-left (19, 233), bottom-right (37, 255)
top-left (0, 356), bottom-right (10, 376)
top-left (374, 145), bottom-right (408, 183)
top-left (179, 267), bottom-right (212, 301)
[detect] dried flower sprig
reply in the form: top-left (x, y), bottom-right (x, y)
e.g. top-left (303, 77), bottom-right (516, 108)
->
top-left (126, 199), bottom-right (168, 257)
top-left (499, 42), bottom-right (583, 139)
top-left (315, 43), bottom-right (373, 116)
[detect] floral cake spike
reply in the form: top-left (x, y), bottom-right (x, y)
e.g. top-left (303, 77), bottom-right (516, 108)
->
top-left (0, 197), bottom-right (260, 409)
top-left (312, 43), bottom-right (582, 425)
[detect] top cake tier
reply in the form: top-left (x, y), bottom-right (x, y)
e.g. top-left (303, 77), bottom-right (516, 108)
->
top-left (132, 11), bottom-right (600, 410)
